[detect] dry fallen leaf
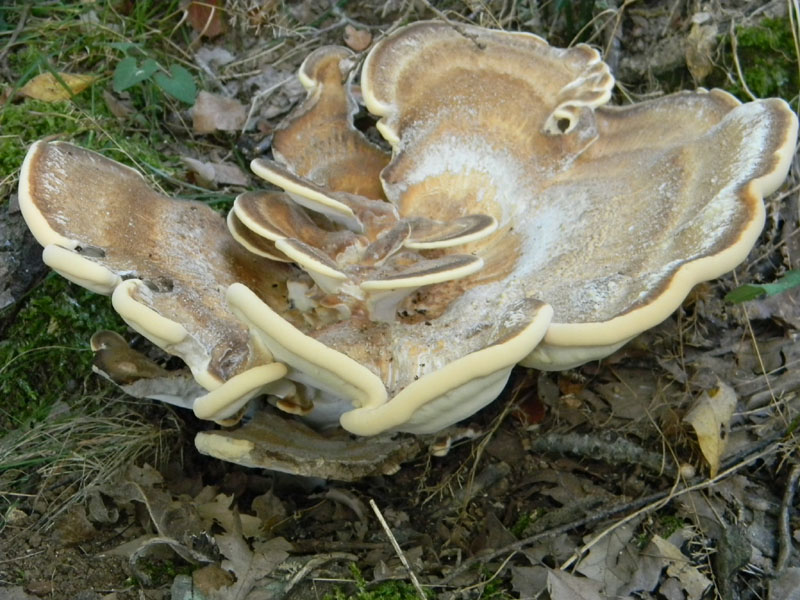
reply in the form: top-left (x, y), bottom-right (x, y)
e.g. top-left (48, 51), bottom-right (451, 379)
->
top-left (685, 19), bottom-right (717, 83)
top-left (575, 519), bottom-right (640, 595)
top-left (183, 0), bottom-right (226, 38)
top-left (769, 567), bottom-right (800, 600)
top-left (182, 156), bottom-right (249, 187)
top-left (193, 90), bottom-right (247, 133)
top-left (651, 534), bottom-right (712, 600)
top-left (20, 72), bottom-right (97, 102)
top-left (511, 566), bottom-right (548, 598)
top-left (197, 492), bottom-right (262, 538)
top-left (683, 381), bottom-right (737, 476)
top-left (215, 527), bottom-right (291, 599)
top-left (344, 25), bottom-right (373, 51)
top-left (102, 89), bottom-right (134, 119)
top-left (547, 569), bottom-right (605, 600)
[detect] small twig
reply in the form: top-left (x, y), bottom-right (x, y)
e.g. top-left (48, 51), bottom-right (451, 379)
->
top-left (729, 20), bottom-right (758, 101)
top-left (369, 499), bottom-right (427, 600)
top-left (527, 431), bottom-right (678, 477)
top-left (776, 463), bottom-right (800, 572)
top-left (440, 437), bottom-right (783, 584)
top-left (284, 552), bottom-right (358, 596)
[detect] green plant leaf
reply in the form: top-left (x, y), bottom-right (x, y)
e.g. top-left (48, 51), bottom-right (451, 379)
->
top-left (113, 57), bottom-right (159, 93)
top-left (725, 270), bottom-right (800, 303)
top-left (153, 64), bottom-right (196, 104)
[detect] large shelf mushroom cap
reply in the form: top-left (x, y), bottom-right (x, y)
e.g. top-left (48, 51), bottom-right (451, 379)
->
top-left (229, 40), bottom-right (556, 435)
top-left (359, 21), bottom-right (799, 370)
top-left (18, 141), bottom-right (291, 421)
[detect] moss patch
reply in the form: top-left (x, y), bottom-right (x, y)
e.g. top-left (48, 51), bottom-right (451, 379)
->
top-left (0, 275), bottom-right (124, 432)
top-left (722, 17), bottom-right (799, 102)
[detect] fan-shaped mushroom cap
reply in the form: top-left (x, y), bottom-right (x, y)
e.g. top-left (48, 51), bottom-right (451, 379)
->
top-left (360, 21), bottom-right (799, 370)
top-left (271, 45), bottom-right (389, 200)
top-left (18, 141), bottom-right (290, 421)
top-left (224, 37), bottom-right (555, 434)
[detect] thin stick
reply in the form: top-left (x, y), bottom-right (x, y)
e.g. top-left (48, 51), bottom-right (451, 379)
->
top-left (284, 552), bottom-right (358, 596)
top-left (441, 437), bottom-right (782, 583)
top-left (369, 498), bottom-right (427, 600)
top-left (776, 463), bottom-right (800, 572)
top-left (730, 20), bottom-right (758, 101)
top-left (560, 442), bottom-right (781, 570)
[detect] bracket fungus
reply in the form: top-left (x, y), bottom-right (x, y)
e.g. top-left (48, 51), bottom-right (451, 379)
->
top-left (18, 21), bottom-right (798, 478)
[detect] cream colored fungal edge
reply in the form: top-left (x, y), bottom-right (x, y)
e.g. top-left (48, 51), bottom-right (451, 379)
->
top-left (340, 303), bottom-right (554, 435)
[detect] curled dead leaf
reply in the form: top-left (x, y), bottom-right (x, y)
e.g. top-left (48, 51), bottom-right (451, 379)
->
top-left (683, 381), bottom-right (737, 477)
top-left (344, 25), bottom-right (373, 52)
top-left (192, 90), bottom-right (247, 133)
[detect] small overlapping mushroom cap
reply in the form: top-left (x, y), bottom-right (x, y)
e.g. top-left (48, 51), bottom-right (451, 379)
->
top-left (359, 21), bottom-right (799, 370)
top-left (18, 141), bottom-right (290, 421)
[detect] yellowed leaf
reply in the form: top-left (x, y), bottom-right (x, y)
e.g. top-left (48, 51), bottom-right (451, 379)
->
top-left (20, 72), bottom-right (97, 102)
top-left (683, 381), bottom-right (737, 477)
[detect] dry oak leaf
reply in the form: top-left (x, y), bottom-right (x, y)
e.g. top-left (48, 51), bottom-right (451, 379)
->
top-left (183, 0), bottom-right (226, 38)
top-left (683, 381), bottom-right (737, 477)
top-left (546, 569), bottom-right (606, 600)
top-left (344, 25), bottom-right (372, 51)
top-left (182, 157), bottom-right (249, 187)
top-left (20, 72), bottom-right (97, 102)
top-left (651, 534), bottom-right (712, 599)
top-left (193, 90), bottom-right (247, 133)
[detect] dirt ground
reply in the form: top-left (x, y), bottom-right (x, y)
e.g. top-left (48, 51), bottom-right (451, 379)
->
top-left (1, 1), bottom-right (799, 599)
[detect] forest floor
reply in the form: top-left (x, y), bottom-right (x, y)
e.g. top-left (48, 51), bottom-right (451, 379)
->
top-left (0, 1), bottom-right (799, 599)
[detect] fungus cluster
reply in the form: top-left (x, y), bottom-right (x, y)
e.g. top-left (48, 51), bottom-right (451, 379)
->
top-left (18, 22), bottom-right (798, 475)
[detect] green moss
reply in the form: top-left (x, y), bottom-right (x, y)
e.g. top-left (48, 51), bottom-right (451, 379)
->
top-left (722, 17), bottom-right (799, 102)
top-left (325, 564), bottom-right (430, 600)
top-left (131, 558), bottom-right (193, 587)
top-left (656, 514), bottom-right (686, 539)
top-left (0, 275), bottom-right (124, 432)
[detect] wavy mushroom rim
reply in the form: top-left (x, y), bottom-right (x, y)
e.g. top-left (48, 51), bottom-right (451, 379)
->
top-left (360, 21), bottom-right (614, 148)
top-left (226, 210), bottom-right (292, 262)
top-left (229, 274), bottom-right (554, 436)
top-left (110, 279), bottom-right (286, 413)
top-left (41, 244), bottom-right (122, 294)
top-left (18, 141), bottom-right (141, 250)
top-left (250, 158), bottom-right (360, 229)
top-left (19, 140), bottom-right (292, 424)
top-left (111, 279), bottom-right (190, 348)
top-left (296, 44), bottom-right (355, 95)
top-left (193, 362), bottom-right (288, 421)
top-left (339, 301), bottom-right (554, 436)
top-left (226, 282), bottom-right (389, 411)
top-left (538, 100), bottom-right (798, 352)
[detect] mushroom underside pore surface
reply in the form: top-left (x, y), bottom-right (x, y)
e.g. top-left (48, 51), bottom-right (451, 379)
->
top-left (17, 20), bottom-right (798, 477)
